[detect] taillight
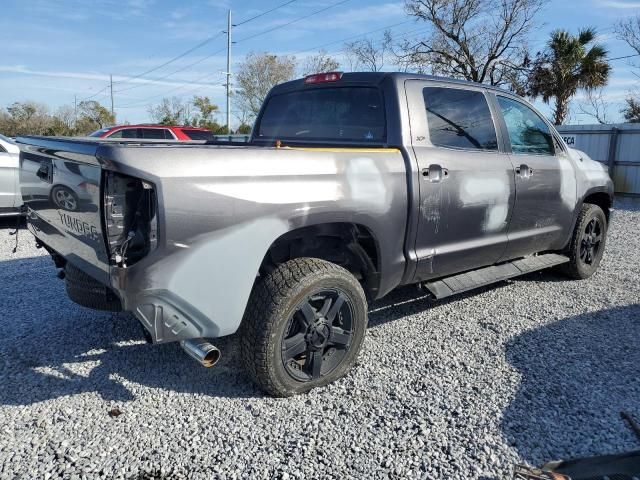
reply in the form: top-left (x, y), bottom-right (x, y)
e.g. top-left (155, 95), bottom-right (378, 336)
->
top-left (103, 171), bottom-right (158, 267)
top-left (304, 72), bottom-right (343, 84)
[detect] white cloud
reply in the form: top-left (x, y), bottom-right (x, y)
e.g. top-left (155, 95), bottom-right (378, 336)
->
top-left (595, 0), bottom-right (640, 7)
top-left (0, 66), bottom-right (226, 90)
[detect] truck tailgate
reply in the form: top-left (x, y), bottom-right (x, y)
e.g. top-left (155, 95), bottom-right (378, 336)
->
top-left (18, 137), bottom-right (110, 283)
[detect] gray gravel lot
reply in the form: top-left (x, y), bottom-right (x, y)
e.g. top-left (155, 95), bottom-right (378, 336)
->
top-left (0, 199), bottom-right (639, 479)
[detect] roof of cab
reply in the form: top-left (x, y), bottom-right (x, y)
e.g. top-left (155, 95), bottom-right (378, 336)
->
top-left (270, 71), bottom-right (510, 95)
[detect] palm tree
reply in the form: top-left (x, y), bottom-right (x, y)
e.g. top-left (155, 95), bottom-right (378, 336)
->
top-left (528, 28), bottom-right (611, 125)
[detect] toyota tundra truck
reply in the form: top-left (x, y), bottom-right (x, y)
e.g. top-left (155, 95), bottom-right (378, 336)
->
top-left (17, 72), bottom-right (613, 397)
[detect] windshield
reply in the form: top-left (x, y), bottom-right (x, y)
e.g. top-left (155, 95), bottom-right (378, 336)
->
top-left (182, 129), bottom-right (215, 140)
top-left (256, 87), bottom-right (386, 144)
top-left (88, 128), bottom-right (111, 137)
top-left (0, 134), bottom-right (15, 144)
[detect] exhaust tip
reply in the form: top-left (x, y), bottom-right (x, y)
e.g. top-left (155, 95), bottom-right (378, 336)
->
top-left (180, 339), bottom-right (221, 368)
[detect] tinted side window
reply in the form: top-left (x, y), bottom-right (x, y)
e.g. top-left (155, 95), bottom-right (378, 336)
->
top-left (497, 96), bottom-right (554, 155)
top-left (164, 129), bottom-right (176, 140)
top-left (422, 87), bottom-right (498, 151)
top-left (0, 144), bottom-right (6, 153)
top-left (108, 128), bottom-right (138, 139)
top-left (141, 128), bottom-right (166, 139)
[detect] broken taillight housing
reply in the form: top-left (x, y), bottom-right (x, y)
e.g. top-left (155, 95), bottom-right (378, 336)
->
top-left (103, 171), bottom-right (158, 267)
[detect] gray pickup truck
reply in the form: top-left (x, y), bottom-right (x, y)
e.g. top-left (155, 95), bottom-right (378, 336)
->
top-left (18, 72), bottom-right (613, 397)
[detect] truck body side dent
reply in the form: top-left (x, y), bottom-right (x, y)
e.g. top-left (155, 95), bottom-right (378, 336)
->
top-left (100, 144), bottom-right (408, 341)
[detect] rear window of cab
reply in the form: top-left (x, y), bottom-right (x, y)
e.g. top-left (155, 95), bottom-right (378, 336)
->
top-left (256, 87), bottom-right (386, 144)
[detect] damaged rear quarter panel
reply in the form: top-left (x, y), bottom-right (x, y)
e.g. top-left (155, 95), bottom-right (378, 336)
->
top-left (101, 144), bottom-right (408, 339)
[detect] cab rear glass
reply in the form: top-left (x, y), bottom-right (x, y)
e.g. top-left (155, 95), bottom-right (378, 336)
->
top-left (256, 87), bottom-right (386, 144)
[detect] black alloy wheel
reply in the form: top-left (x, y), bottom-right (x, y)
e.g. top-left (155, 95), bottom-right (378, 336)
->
top-left (562, 203), bottom-right (608, 279)
top-left (281, 289), bottom-right (354, 382)
top-left (240, 257), bottom-right (367, 397)
top-left (579, 217), bottom-right (603, 266)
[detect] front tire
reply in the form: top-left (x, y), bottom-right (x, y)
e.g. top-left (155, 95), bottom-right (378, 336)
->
top-left (240, 258), bottom-right (367, 397)
top-left (562, 203), bottom-right (608, 279)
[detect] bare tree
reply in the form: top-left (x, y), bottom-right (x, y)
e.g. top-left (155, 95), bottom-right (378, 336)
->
top-left (147, 97), bottom-right (191, 125)
top-left (616, 15), bottom-right (640, 122)
top-left (301, 50), bottom-right (340, 76)
top-left (616, 15), bottom-right (640, 57)
top-left (50, 105), bottom-right (77, 136)
top-left (235, 52), bottom-right (297, 119)
top-left (0, 100), bottom-right (114, 137)
top-left (78, 100), bottom-right (115, 129)
top-left (344, 32), bottom-right (392, 72)
top-left (2, 101), bottom-right (53, 136)
top-left (577, 89), bottom-right (610, 124)
top-left (400, 0), bottom-right (545, 89)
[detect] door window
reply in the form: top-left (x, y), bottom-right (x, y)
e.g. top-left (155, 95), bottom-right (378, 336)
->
top-left (164, 129), bottom-right (176, 139)
top-left (108, 128), bottom-right (139, 139)
top-left (140, 128), bottom-right (167, 139)
top-left (422, 87), bottom-right (498, 151)
top-left (497, 96), bottom-right (554, 155)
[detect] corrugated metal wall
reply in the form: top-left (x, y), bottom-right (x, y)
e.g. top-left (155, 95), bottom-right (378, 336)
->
top-left (556, 124), bottom-right (640, 195)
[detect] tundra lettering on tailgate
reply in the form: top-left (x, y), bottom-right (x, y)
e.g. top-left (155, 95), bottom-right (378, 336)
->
top-left (58, 211), bottom-right (100, 242)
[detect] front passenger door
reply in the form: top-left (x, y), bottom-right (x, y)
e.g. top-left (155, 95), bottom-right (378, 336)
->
top-left (494, 95), bottom-right (577, 261)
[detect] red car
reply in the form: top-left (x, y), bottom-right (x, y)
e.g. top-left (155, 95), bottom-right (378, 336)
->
top-left (89, 124), bottom-right (215, 141)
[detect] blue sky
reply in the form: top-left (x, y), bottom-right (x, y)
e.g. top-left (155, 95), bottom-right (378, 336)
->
top-left (1, 0), bottom-right (638, 126)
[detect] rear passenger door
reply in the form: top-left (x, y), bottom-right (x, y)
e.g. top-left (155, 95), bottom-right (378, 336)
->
top-left (406, 81), bottom-right (516, 281)
top-left (492, 95), bottom-right (576, 260)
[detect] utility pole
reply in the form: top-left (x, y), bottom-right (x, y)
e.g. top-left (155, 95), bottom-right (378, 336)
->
top-left (74, 94), bottom-right (77, 129)
top-left (109, 74), bottom-right (114, 119)
top-left (226, 9), bottom-right (232, 135)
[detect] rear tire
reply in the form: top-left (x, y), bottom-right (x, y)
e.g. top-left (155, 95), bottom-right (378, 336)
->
top-left (562, 203), bottom-right (608, 279)
top-left (240, 258), bottom-right (367, 397)
top-left (65, 263), bottom-right (122, 312)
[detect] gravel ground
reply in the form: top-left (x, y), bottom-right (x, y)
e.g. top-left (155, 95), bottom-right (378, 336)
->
top-left (0, 199), bottom-right (639, 480)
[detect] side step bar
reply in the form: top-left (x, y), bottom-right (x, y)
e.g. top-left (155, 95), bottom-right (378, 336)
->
top-left (423, 253), bottom-right (569, 300)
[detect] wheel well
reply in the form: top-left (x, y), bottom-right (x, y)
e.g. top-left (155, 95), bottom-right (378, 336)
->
top-left (583, 192), bottom-right (612, 222)
top-left (259, 223), bottom-right (381, 298)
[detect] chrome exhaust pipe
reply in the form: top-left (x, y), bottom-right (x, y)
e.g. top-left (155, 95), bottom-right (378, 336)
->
top-left (180, 338), bottom-right (221, 368)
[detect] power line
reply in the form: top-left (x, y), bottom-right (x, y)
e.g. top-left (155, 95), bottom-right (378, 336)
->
top-left (118, 1), bottom-right (357, 110)
top-left (235, 0), bottom-right (353, 44)
top-left (610, 53), bottom-right (640, 61)
top-left (114, 47), bottom-right (226, 94)
top-left (233, 0), bottom-right (298, 27)
top-left (115, 32), bottom-right (225, 87)
top-left (114, 1), bottom-right (304, 96)
top-left (80, 84), bottom-right (110, 102)
top-left (292, 19), bottom-right (413, 56)
top-left (117, 70), bottom-right (222, 108)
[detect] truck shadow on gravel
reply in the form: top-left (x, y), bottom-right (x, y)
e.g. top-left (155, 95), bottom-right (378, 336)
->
top-left (0, 261), bottom-right (510, 405)
top-left (501, 303), bottom-right (640, 466)
top-left (1, 253), bottom-right (638, 417)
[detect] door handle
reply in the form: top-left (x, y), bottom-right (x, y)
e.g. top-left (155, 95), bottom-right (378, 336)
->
top-left (515, 164), bottom-right (534, 179)
top-left (421, 164), bottom-right (449, 183)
